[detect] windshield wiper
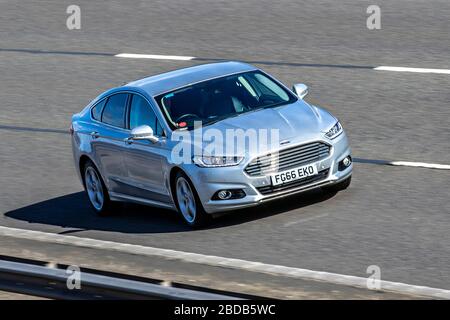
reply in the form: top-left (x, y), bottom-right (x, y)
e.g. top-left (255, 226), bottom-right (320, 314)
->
top-left (202, 107), bottom-right (264, 127)
top-left (202, 115), bottom-right (236, 127)
top-left (261, 101), bottom-right (290, 109)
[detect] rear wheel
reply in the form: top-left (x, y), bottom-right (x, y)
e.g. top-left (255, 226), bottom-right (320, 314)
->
top-left (174, 171), bottom-right (210, 227)
top-left (322, 176), bottom-right (351, 193)
top-left (83, 160), bottom-right (119, 216)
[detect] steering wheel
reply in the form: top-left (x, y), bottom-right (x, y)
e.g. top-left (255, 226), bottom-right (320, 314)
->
top-left (175, 114), bottom-right (202, 123)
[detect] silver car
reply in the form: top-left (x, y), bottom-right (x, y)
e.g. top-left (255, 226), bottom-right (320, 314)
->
top-left (71, 62), bottom-right (352, 226)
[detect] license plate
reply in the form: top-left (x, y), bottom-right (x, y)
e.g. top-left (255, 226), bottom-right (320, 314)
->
top-left (270, 163), bottom-right (318, 186)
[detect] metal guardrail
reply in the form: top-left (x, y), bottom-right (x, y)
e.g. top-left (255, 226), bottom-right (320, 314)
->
top-left (0, 259), bottom-right (245, 300)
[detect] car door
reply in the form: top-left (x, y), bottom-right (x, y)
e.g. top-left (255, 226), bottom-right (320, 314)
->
top-left (91, 92), bottom-right (130, 194)
top-left (122, 93), bottom-right (171, 203)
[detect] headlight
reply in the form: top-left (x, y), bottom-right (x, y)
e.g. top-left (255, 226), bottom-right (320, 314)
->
top-left (324, 121), bottom-right (343, 139)
top-left (192, 155), bottom-right (244, 167)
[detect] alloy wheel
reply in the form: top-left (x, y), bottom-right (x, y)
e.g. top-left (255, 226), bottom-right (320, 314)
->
top-left (176, 177), bottom-right (197, 224)
top-left (85, 166), bottom-right (104, 211)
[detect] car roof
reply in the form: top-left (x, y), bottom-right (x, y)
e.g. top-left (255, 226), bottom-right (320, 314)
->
top-left (125, 61), bottom-right (257, 96)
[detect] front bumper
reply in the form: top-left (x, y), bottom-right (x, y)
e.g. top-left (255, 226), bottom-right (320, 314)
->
top-left (184, 133), bottom-right (352, 214)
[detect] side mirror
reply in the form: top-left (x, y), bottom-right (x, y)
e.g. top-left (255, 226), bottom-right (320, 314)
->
top-left (292, 83), bottom-right (308, 99)
top-left (130, 125), bottom-right (159, 143)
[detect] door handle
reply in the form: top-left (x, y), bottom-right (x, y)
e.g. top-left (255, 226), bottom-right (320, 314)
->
top-left (90, 131), bottom-right (99, 139)
top-left (124, 137), bottom-right (134, 145)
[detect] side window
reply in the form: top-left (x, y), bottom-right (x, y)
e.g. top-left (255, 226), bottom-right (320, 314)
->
top-left (129, 94), bottom-right (158, 132)
top-left (101, 93), bottom-right (128, 128)
top-left (91, 99), bottom-right (106, 120)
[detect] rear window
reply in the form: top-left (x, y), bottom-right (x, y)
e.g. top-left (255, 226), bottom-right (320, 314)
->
top-left (91, 99), bottom-right (106, 120)
top-left (101, 93), bottom-right (128, 128)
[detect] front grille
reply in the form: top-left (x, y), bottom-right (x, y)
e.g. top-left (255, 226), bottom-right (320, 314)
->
top-left (245, 141), bottom-right (331, 177)
top-left (256, 169), bottom-right (329, 195)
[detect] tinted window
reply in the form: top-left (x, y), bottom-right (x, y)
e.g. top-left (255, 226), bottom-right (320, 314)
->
top-left (91, 99), bottom-right (106, 120)
top-left (102, 93), bottom-right (128, 128)
top-left (129, 95), bottom-right (157, 131)
top-left (253, 73), bottom-right (290, 101)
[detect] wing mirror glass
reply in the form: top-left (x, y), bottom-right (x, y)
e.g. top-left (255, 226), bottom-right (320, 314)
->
top-left (292, 83), bottom-right (308, 99)
top-left (130, 125), bottom-right (159, 143)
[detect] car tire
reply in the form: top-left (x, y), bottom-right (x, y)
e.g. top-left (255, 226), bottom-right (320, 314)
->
top-left (83, 160), bottom-right (120, 216)
top-left (173, 171), bottom-right (211, 228)
top-left (322, 176), bottom-right (352, 193)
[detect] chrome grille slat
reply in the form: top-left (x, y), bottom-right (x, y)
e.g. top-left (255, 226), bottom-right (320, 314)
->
top-left (250, 147), bottom-right (326, 167)
top-left (256, 148), bottom-right (320, 164)
top-left (255, 148), bottom-right (329, 167)
top-left (260, 143), bottom-right (322, 160)
top-left (259, 154), bottom-right (324, 169)
top-left (250, 153), bottom-right (330, 172)
top-left (245, 141), bottom-right (331, 177)
top-left (277, 143), bottom-right (320, 156)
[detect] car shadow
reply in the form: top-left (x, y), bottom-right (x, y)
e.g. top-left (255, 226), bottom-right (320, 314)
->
top-left (5, 189), bottom-right (337, 234)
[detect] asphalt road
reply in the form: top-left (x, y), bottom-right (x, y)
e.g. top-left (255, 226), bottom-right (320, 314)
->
top-left (0, 0), bottom-right (449, 293)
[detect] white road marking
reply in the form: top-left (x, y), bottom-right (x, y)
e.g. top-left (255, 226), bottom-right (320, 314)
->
top-left (115, 53), bottom-right (195, 61)
top-left (0, 225), bottom-right (449, 299)
top-left (389, 161), bottom-right (450, 170)
top-left (283, 213), bottom-right (329, 227)
top-left (354, 158), bottom-right (450, 170)
top-left (374, 66), bottom-right (450, 75)
top-left (114, 56), bottom-right (450, 74)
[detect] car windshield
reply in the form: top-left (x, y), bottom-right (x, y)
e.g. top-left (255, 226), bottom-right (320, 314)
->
top-left (155, 70), bottom-right (297, 130)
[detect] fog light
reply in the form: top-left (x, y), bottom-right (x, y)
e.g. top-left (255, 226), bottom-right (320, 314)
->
top-left (212, 189), bottom-right (246, 201)
top-left (343, 156), bottom-right (352, 167)
top-left (338, 156), bottom-right (352, 171)
top-left (218, 190), bottom-right (232, 200)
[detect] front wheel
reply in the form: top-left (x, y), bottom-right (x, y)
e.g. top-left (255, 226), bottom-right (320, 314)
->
top-left (322, 176), bottom-right (352, 193)
top-left (174, 172), bottom-right (210, 227)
